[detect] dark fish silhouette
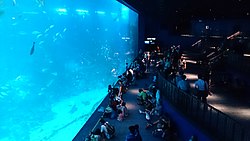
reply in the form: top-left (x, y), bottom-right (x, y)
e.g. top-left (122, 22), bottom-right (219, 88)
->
top-left (30, 42), bottom-right (35, 55)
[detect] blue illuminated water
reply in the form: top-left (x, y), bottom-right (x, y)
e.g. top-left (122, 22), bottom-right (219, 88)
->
top-left (0, 0), bottom-right (138, 140)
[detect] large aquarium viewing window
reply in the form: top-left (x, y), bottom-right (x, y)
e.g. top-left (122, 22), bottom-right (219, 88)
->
top-left (0, 0), bottom-right (138, 140)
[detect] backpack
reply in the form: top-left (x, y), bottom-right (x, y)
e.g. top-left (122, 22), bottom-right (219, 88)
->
top-left (105, 122), bottom-right (115, 136)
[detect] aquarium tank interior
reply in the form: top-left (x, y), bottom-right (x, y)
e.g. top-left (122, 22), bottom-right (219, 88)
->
top-left (0, 0), bottom-right (138, 140)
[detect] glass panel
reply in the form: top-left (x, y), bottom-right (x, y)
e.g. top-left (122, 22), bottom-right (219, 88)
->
top-left (0, 0), bottom-right (138, 140)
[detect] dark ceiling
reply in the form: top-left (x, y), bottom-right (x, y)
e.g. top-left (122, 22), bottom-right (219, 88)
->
top-left (123, 0), bottom-right (250, 33)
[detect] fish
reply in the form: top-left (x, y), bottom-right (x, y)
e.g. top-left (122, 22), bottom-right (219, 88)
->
top-left (32, 31), bottom-right (40, 35)
top-left (59, 34), bottom-right (63, 39)
top-left (49, 25), bottom-right (54, 29)
top-left (125, 51), bottom-right (133, 55)
top-left (38, 92), bottom-right (43, 96)
top-left (41, 1), bottom-right (45, 6)
top-left (63, 28), bottom-right (67, 32)
top-left (0, 86), bottom-right (8, 90)
top-left (44, 28), bottom-right (50, 33)
top-left (38, 41), bottom-right (44, 45)
top-left (30, 42), bottom-right (35, 55)
top-left (53, 36), bottom-right (57, 42)
top-left (44, 25), bottom-right (54, 33)
top-left (15, 75), bottom-right (22, 81)
top-left (36, 34), bottom-right (43, 39)
top-left (12, 0), bottom-right (16, 6)
top-left (51, 72), bottom-right (58, 76)
top-left (36, 0), bottom-right (44, 7)
top-left (111, 68), bottom-right (116, 72)
top-left (46, 79), bottom-right (54, 87)
top-left (0, 92), bottom-right (7, 96)
top-left (41, 68), bottom-right (48, 72)
top-left (40, 87), bottom-right (46, 91)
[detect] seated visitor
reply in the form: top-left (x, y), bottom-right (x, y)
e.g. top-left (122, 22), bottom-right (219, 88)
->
top-left (90, 128), bottom-right (102, 141)
top-left (137, 88), bottom-right (147, 105)
top-left (100, 118), bottom-right (115, 139)
top-left (117, 101), bottom-right (128, 117)
top-left (85, 128), bottom-right (101, 141)
top-left (100, 119), bottom-right (111, 139)
top-left (138, 108), bottom-right (154, 129)
top-left (148, 84), bottom-right (157, 98)
top-left (117, 109), bottom-right (124, 121)
top-left (144, 97), bottom-right (155, 113)
top-left (116, 101), bottom-right (128, 121)
top-left (134, 124), bottom-right (142, 141)
top-left (125, 125), bottom-right (142, 141)
top-left (152, 116), bottom-right (171, 139)
top-left (154, 101), bottom-right (163, 116)
top-left (103, 105), bottom-right (113, 119)
top-left (120, 101), bottom-right (128, 117)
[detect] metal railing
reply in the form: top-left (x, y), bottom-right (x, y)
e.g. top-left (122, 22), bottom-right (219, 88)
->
top-left (157, 73), bottom-right (250, 141)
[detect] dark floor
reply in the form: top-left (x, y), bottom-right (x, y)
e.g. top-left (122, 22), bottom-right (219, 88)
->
top-left (206, 74), bottom-right (250, 128)
top-left (73, 73), bottom-right (168, 141)
top-left (184, 53), bottom-right (250, 129)
top-left (74, 55), bottom-right (250, 141)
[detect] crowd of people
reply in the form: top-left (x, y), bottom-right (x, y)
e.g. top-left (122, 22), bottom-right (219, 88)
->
top-left (85, 44), bottom-right (210, 141)
top-left (152, 45), bottom-right (210, 103)
top-left (136, 74), bottom-right (179, 140)
top-left (85, 51), bottom-right (150, 141)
